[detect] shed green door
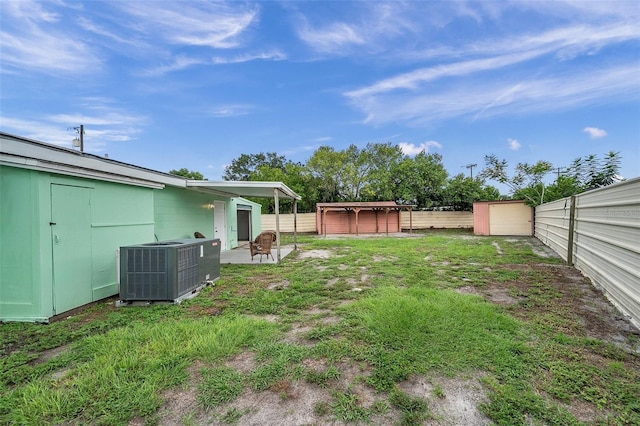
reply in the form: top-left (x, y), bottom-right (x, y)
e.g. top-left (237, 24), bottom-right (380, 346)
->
top-left (51, 184), bottom-right (93, 315)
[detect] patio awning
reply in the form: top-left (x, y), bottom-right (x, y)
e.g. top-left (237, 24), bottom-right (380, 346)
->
top-left (185, 180), bottom-right (301, 200)
top-left (185, 180), bottom-right (301, 262)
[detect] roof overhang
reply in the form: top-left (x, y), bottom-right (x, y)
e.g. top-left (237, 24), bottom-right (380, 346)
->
top-left (0, 132), bottom-right (184, 189)
top-left (1, 132), bottom-right (302, 200)
top-left (186, 180), bottom-right (301, 200)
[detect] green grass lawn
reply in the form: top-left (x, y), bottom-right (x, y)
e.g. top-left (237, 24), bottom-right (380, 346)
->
top-left (2, 230), bottom-right (639, 425)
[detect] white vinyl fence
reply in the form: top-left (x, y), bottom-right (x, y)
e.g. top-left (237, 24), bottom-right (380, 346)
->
top-left (535, 177), bottom-right (640, 328)
top-left (262, 211), bottom-right (474, 233)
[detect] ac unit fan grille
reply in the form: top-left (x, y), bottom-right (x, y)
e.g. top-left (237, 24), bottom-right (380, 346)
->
top-left (177, 245), bottom-right (199, 294)
top-left (126, 247), bottom-right (169, 299)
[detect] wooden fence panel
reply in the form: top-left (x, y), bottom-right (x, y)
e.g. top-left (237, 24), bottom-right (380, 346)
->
top-left (261, 213), bottom-right (316, 233)
top-left (262, 211), bottom-right (473, 233)
top-left (401, 211), bottom-right (474, 229)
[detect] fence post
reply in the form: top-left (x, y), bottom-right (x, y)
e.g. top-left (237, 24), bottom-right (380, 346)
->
top-left (567, 195), bottom-right (576, 266)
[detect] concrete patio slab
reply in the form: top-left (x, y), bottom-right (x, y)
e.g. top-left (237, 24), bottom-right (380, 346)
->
top-left (220, 244), bottom-right (296, 264)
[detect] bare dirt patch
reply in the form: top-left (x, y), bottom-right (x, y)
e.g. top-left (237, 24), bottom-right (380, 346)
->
top-left (267, 280), bottom-right (290, 291)
top-left (36, 344), bottom-right (70, 364)
top-left (372, 255), bottom-right (399, 262)
top-left (280, 323), bottom-right (316, 346)
top-left (484, 262), bottom-right (640, 351)
top-left (226, 352), bottom-right (258, 375)
top-left (155, 362), bottom-right (204, 426)
top-left (298, 249), bottom-right (334, 259)
top-left (209, 381), bottom-right (332, 426)
top-left (398, 374), bottom-right (491, 426)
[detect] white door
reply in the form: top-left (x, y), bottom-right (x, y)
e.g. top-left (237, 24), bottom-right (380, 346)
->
top-left (214, 201), bottom-right (227, 250)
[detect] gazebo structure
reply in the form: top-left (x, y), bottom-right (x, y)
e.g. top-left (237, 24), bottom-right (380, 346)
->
top-left (316, 202), bottom-right (414, 236)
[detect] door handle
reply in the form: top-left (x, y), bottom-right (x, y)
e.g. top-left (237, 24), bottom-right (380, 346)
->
top-left (54, 234), bottom-right (61, 244)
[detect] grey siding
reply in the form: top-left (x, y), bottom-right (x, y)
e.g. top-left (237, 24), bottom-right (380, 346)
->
top-left (535, 198), bottom-right (571, 262)
top-left (535, 178), bottom-right (640, 328)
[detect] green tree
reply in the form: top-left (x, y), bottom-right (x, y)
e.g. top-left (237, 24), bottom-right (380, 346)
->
top-left (306, 146), bottom-right (348, 202)
top-left (543, 175), bottom-right (582, 200)
top-left (479, 185), bottom-right (502, 201)
top-left (480, 155), bottom-right (553, 206)
top-left (223, 153), bottom-right (287, 181)
top-left (361, 142), bottom-right (405, 202)
top-left (442, 174), bottom-right (499, 211)
top-left (250, 162), bottom-right (317, 213)
top-left (340, 144), bottom-right (370, 200)
top-left (411, 152), bottom-right (448, 209)
top-left (565, 151), bottom-right (622, 190)
top-left (168, 168), bottom-right (205, 180)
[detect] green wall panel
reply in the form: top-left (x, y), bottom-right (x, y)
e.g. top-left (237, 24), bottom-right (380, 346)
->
top-left (154, 187), bottom-right (215, 241)
top-left (0, 167), bottom-right (47, 321)
top-left (90, 181), bottom-right (155, 301)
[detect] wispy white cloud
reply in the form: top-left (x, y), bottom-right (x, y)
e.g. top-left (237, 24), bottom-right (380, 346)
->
top-left (141, 56), bottom-right (209, 77)
top-left (212, 50), bottom-right (287, 64)
top-left (347, 21), bottom-right (639, 99)
top-left (399, 141), bottom-right (442, 156)
top-left (297, 20), bottom-right (365, 54)
top-left (115, 2), bottom-right (258, 49)
top-left (208, 104), bottom-right (254, 118)
top-left (314, 136), bottom-right (333, 142)
top-left (77, 16), bottom-right (143, 47)
top-left (294, 2), bottom-right (418, 55)
top-left (583, 127), bottom-right (607, 139)
top-left (508, 138), bottom-right (521, 150)
top-left (140, 51), bottom-right (286, 76)
top-left (347, 63), bottom-right (638, 126)
top-left (0, 1), bottom-right (101, 75)
top-left (1, 0), bottom-right (61, 23)
top-left (1, 99), bottom-right (146, 152)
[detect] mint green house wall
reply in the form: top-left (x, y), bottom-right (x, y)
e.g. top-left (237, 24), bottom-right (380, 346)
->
top-left (0, 167), bottom-right (49, 322)
top-left (0, 166), bottom-right (156, 322)
top-left (1, 155), bottom-right (263, 322)
top-left (153, 190), bottom-right (263, 250)
top-left (153, 186), bottom-right (217, 242)
top-left (88, 179), bottom-right (155, 300)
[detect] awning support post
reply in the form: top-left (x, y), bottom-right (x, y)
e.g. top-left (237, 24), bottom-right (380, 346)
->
top-left (274, 188), bottom-right (281, 262)
top-left (293, 199), bottom-right (298, 250)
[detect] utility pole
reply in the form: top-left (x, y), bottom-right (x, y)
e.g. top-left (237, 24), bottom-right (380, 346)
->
top-left (72, 125), bottom-right (85, 152)
top-left (464, 163), bottom-right (477, 179)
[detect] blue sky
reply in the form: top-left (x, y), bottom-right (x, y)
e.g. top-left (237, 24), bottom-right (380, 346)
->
top-left (1, 0), bottom-right (639, 187)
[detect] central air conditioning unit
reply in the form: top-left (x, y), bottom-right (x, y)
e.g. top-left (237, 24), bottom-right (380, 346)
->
top-left (119, 238), bottom-right (220, 302)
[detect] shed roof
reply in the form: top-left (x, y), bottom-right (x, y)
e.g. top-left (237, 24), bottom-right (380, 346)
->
top-left (316, 201), bottom-right (414, 209)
